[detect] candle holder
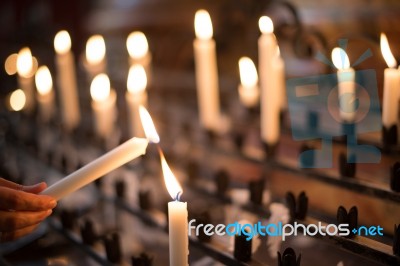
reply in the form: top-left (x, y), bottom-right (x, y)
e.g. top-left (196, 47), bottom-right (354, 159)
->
top-left (60, 209), bottom-right (76, 230)
top-left (286, 191), bottom-right (308, 222)
top-left (115, 180), bottom-right (126, 199)
top-left (139, 190), bottom-right (153, 211)
top-left (390, 162), bottom-right (400, 192)
top-left (80, 219), bottom-right (97, 245)
top-left (382, 125), bottom-right (398, 151)
top-left (194, 211), bottom-right (212, 243)
top-left (233, 229), bottom-right (252, 262)
top-left (394, 224), bottom-right (400, 256)
top-left (215, 169), bottom-right (230, 196)
top-left (277, 247), bottom-right (301, 266)
top-left (337, 206), bottom-right (358, 238)
top-left (339, 152), bottom-right (356, 178)
top-left (249, 178), bottom-right (265, 205)
top-left (103, 232), bottom-right (122, 263)
top-left (131, 252), bottom-right (153, 266)
top-left (263, 142), bottom-right (278, 159)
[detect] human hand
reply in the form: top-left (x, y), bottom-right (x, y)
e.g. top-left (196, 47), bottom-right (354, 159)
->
top-left (0, 178), bottom-right (56, 242)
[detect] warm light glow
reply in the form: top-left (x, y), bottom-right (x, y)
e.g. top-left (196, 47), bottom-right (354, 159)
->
top-left (86, 35), bottom-right (106, 65)
top-left (9, 89), bottom-right (26, 111)
top-left (159, 149), bottom-right (183, 200)
top-left (35, 66), bottom-right (53, 95)
top-left (239, 57), bottom-right (258, 87)
top-left (194, 10), bottom-right (213, 40)
top-left (16, 47), bottom-right (33, 78)
top-left (54, 30), bottom-right (71, 54)
top-left (331, 47), bottom-right (350, 70)
top-left (90, 73), bottom-right (111, 102)
top-left (259, 16), bottom-right (274, 34)
top-left (139, 105), bottom-right (160, 143)
top-left (380, 33), bottom-right (397, 68)
top-left (5, 53), bottom-right (18, 75)
top-left (127, 64), bottom-right (147, 93)
top-left (127, 31), bottom-right (149, 59)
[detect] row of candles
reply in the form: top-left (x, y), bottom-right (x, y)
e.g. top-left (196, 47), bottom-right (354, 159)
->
top-left (4, 9), bottom-right (400, 266)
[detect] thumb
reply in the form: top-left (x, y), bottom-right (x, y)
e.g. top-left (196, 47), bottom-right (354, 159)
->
top-left (22, 182), bottom-right (48, 194)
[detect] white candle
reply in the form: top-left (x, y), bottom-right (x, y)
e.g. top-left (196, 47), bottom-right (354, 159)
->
top-left (274, 48), bottom-right (286, 110)
top-left (331, 47), bottom-right (356, 123)
top-left (35, 66), bottom-right (55, 122)
top-left (380, 33), bottom-right (400, 128)
top-left (54, 30), bottom-right (80, 131)
top-left (126, 64), bottom-right (148, 137)
top-left (238, 57), bottom-right (259, 108)
top-left (41, 137), bottom-right (148, 200)
top-left (193, 9), bottom-right (221, 131)
top-left (85, 35), bottom-right (107, 78)
top-left (160, 150), bottom-right (188, 266)
top-left (16, 47), bottom-right (35, 113)
top-left (258, 16), bottom-right (280, 145)
top-left (90, 74), bottom-right (117, 139)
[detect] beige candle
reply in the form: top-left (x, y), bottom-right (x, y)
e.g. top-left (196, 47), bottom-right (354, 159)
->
top-left (35, 66), bottom-right (55, 122)
top-left (16, 47), bottom-right (35, 113)
top-left (238, 57), bottom-right (259, 108)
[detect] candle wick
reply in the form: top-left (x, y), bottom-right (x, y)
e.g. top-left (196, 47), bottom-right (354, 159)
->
top-left (175, 191), bottom-right (181, 201)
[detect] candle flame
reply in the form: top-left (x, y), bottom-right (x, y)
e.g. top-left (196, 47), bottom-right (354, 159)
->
top-left (159, 148), bottom-right (183, 200)
top-left (195, 10), bottom-right (213, 40)
top-left (259, 16), bottom-right (274, 34)
top-left (86, 35), bottom-right (106, 65)
top-left (90, 73), bottom-right (110, 102)
top-left (5, 53), bottom-right (18, 75)
top-left (239, 57), bottom-right (258, 88)
top-left (331, 47), bottom-right (350, 70)
top-left (35, 66), bottom-right (53, 95)
top-left (9, 89), bottom-right (26, 111)
top-left (127, 64), bottom-right (147, 93)
top-left (16, 47), bottom-right (33, 78)
top-left (139, 105), bottom-right (160, 143)
top-left (54, 30), bottom-right (71, 54)
top-left (127, 31), bottom-right (149, 59)
top-left (380, 33), bottom-right (397, 68)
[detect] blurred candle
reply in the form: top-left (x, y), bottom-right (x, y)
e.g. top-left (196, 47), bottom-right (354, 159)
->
top-left (258, 16), bottom-right (279, 146)
top-left (54, 30), bottom-right (80, 131)
top-left (90, 74), bottom-right (117, 139)
top-left (85, 35), bottom-right (107, 77)
top-left (9, 89), bottom-right (26, 112)
top-left (238, 57), bottom-right (259, 108)
top-left (194, 9), bottom-right (221, 131)
top-left (127, 31), bottom-right (152, 83)
top-left (126, 64), bottom-right (148, 137)
top-left (274, 47), bottom-right (286, 110)
top-left (331, 47), bottom-right (356, 122)
top-left (380, 33), bottom-right (399, 131)
top-left (35, 66), bottom-right (55, 122)
top-left (16, 47), bottom-right (35, 113)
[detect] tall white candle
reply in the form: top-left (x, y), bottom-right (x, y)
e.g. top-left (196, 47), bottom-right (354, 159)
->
top-left (35, 66), bottom-right (55, 122)
top-left (258, 16), bottom-right (280, 145)
top-left (16, 47), bottom-right (35, 113)
top-left (160, 150), bottom-right (188, 266)
top-left (41, 137), bottom-right (148, 200)
top-left (238, 57), bottom-right (259, 108)
top-left (54, 30), bottom-right (80, 131)
top-left (85, 35), bottom-right (107, 78)
top-left (274, 48), bottom-right (286, 110)
top-left (380, 33), bottom-right (400, 129)
top-left (90, 74), bottom-right (117, 139)
top-left (126, 64), bottom-right (148, 137)
top-left (331, 47), bottom-right (356, 123)
top-left (193, 9), bottom-right (221, 131)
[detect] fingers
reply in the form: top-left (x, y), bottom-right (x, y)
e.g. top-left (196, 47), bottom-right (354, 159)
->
top-left (0, 223), bottom-right (40, 243)
top-left (0, 209), bottom-right (52, 232)
top-left (0, 187), bottom-right (56, 211)
top-left (0, 178), bottom-right (47, 194)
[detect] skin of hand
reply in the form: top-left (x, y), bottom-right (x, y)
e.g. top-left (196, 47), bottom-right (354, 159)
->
top-left (0, 178), bottom-right (57, 242)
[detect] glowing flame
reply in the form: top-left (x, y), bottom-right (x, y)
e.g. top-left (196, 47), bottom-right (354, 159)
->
top-left (90, 74), bottom-right (110, 102)
top-left (195, 10), bottom-right (213, 40)
top-left (9, 89), bottom-right (26, 111)
top-left (331, 47), bottom-right (350, 70)
top-left (239, 57), bottom-right (258, 88)
top-left (259, 16), bottom-right (274, 34)
top-left (380, 33), bottom-right (397, 68)
top-left (16, 48), bottom-right (33, 78)
top-left (86, 35), bottom-right (106, 65)
top-left (139, 105), bottom-right (160, 143)
top-left (127, 64), bottom-right (147, 93)
top-left (159, 149), bottom-right (183, 200)
top-left (54, 30), bottom-right (71, 54)
top-left (35, 66), bottom-right (53, 95)
top-left (5, 53), bottom-right (18, 75)
top-left (127, 31), bottom-right (149, 59)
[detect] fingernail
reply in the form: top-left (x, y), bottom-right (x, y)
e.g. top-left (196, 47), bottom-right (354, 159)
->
top-left (48, 200), bottom-right (57, 208)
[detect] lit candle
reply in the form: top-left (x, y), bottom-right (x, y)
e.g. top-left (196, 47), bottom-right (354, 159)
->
top-left (127, 31), bottom-right (152, 83)
top-left (194, 9), bottom-right (221, 131)
top-left (8, 89), bottom-right (26, 112)
top-left (126, 64), bottom-right (148, 137)
top-left (380, 33), bottom-right (399, 133)
top-left (90, 73), bottom-right (117, 139)
top-left (35, 66), bottom-right (55, 122)
top-left (331, 47), bottom-right (356, 122)
top-left (238, 57), bottom-right (259, 108)
top-left (54, 30), bottom-right (80, 131)
top-left (274, 47), bottom-right (286, 110)
top-left (258, 16), bottom-right (280, 146)
top-left (85, 35), bottom-right (107, 77)
top-left (41, 137), bottom-right (148, 200)
top-left (16, 47), bottom-right (35, 113)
